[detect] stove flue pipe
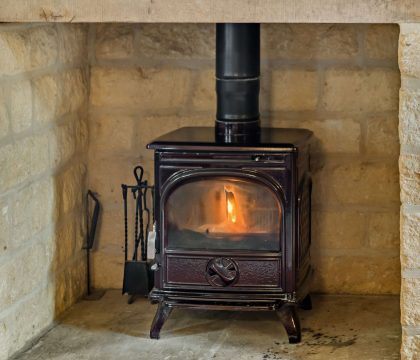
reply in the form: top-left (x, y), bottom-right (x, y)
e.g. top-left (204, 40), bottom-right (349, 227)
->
top-left (216, 23), bottom-right (260, 143)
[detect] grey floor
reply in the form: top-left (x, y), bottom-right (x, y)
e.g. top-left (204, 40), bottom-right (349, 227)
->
top-left (15, 291), bottom-right (400, 360)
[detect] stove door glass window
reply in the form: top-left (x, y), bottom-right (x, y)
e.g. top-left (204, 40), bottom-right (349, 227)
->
top-left (165, 178), bottom-right (281, 251)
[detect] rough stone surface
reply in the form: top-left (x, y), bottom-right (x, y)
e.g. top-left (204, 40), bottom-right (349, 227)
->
top-left (399, 88), bottom-right (420, 148)
top-left (0, 23), bottom-right (89, 360)
top-left (95, 24), bottom-right (134, 60)
top-left (312, 161), bottom-right (400, 207)
top-left (262, 24), bottom-right (359, 60)
top-left (401, 334), bottom-right (420, 360)
top-left (366, 115), bottom-right (400, 156)
top-left (368, 212), bottom-right (400, 250)
top-left (9, 80), bottom-right (32, 134)
top-left (0, 87), bottom-right (9, 140)
top-left (323, 69), bottom-right (400, 112)
top-left (262, 70), bottom-right (318, 111)
top-left (32, 75), bottom-right (58, 125)
top-left (312, 255), bottom-right (400, 294)
top-left (401, 278), bottom-right (420, 326)
top-left (271, 118), bottom-right (361, 154)
top-left (191, 69), bottom-right (216, 112)
top-left (365, 24), bottom-right (399, 60)
top-left (89, 114), bottom-right (134, 156)
top-left (29, 26), bottom-right (58, 69)
top-left (137, 24), bottom-right (214, 59)
top-left (401, 210), bottom-right (420, 269)
top-left (0, 31), bottom-right (28, 76)
top-left (90, 67), bottom-right (192, 110)
top-left (14, 292), bottom-right (401, 360)
top-left (399, 30), bottom-right (420, 78)
top-left (312, 210), bottom-right (366, 249)
top-left (400, 154), bottom-right (420, 205)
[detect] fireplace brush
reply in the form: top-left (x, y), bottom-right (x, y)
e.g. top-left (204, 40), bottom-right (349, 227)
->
top-left (122, 166), bottom-right (155, 303)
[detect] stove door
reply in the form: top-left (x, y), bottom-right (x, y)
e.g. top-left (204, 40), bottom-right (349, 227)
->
top-left (163, 172), bottom-right (282, 252)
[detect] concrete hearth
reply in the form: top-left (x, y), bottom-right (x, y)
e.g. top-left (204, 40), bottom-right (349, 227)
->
top-left (13, 291), bottom-right (400, 360)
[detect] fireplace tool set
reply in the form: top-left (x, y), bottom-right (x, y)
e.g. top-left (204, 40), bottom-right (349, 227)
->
top-left (122, 166), bottom-right (155, 303)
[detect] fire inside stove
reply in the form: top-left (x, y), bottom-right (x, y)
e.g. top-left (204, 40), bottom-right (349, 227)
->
top-left (166, 178), bottom-right (281, 251)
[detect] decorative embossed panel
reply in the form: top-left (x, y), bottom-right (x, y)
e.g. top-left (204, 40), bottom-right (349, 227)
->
top-left (166, 255), bottom-right (280, 288)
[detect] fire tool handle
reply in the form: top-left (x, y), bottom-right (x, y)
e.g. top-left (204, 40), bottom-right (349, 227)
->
top-left (122, 185), bottom-right (128, 262)
top-left (134, 166), bottom-right (144, 185)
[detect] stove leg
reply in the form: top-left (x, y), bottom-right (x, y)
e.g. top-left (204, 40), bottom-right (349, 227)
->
top-left (299, 294), bottom-right (312, 310)
top-left (278, 303), bottom-right (301, 344)
top-left (150, 301), bottom-right (172, 339)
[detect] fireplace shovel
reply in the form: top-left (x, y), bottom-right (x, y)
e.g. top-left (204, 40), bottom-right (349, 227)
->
top-left (122, 166), bottom-right (154, 302)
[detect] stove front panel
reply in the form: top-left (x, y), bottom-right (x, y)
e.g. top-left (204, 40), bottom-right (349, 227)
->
top-left (153, 150), bottom-right (296, 293)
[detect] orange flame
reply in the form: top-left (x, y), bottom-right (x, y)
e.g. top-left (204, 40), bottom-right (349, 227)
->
top-left (225, 189), bottom-right (237, 223)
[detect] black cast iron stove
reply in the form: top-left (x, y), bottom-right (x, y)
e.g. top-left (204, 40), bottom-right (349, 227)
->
top-left (147, 24), bottom-right (313, 343)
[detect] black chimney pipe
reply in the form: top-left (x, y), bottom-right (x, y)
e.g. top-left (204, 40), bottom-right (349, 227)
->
top-left (216, 23), bottom-right (260, 143)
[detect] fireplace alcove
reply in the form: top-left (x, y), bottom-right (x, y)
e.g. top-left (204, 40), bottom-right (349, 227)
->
top-left (0, 2), bottom-right (418, 359)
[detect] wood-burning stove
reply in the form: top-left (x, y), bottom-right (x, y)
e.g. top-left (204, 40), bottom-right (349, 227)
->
top-left (147, 127), bottom-right (313, 343)
top-left (146, 23), bottom-right (313, 343)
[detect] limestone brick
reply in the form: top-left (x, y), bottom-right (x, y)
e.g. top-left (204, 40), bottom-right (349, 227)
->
top-left (0, 285), bottom-right (54, 360)
top-left (136, 115), bottom-right (213, 161)
top-left (399, 30), bottom-right (420, 78)
top-left (312, 160), bottom-right (400, 207)
top-left (58, 24), bottom-right (88, 65)
top-left (32, 75), bottom-right (58, 126)
top-left (323, 69), bottom-right (400, 112)
top-left (312, 210), bottom-right (366, 249)
top-left (57, 69), bottom-right (87, 117)
top-left (89, 114), bottom-right (134, 156)
top-left (401, 334), bottom-right (420, 360)
top-left (271, 118), bottom-right (361, 154)
top-left (399, 89), bottom-right (420, 148)
top-left (262, 24), bottom-right (358, 60)
top-left (54, 216), bottom-right (75, 269)
top-left (365, 24), bottom-right (399, 61)
top-left (90, 67), bottom-right (192, 110)
top-left (401, 278), bottom-right (420, 326)
top-left (88, 157), bottom-right (139, 205)
top-left (365, 115), bottom-right (399, 157)
top-left (0, 241), bottom-right (51, 310)
top-left (368, 212), bottom-right (400, 250)
top-left (9, 80), bottom-right (32, 134)
top-left (0, 31), bottom-right (28, 76)
top-left (29, 25), bottom-right (58, 69)
top-left (400, 154), bottom-right (420, 205)
top-left (0, 87), bottom-right (9, 140)
top-left (0, 196), bottom-right (11, 259)
top-left (92, 250), bottom-right (124, 289)
top-left (401, 210), bottom-right (420, 269)
top-left (312, 255), bottom-right (400, 294)
top-left (31, 178), bottom-right (54, 234)
top-left (95, 24), bottom-right (134, 60)
top-left (137, 23), bottom-right (214, 59)
top-left (49, 119), bottom-right (76, 169)
top-left (262, 70), bottom-right (318, 111)
top-left (30, 134), bottom-right (50, 177)
top-left (191, 69), bottom-right (216, 112)
top-left (74, 115), bottom-right (88, 152)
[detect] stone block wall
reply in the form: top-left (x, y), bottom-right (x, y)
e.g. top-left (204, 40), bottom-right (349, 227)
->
top-left (399, 23), bottom-right (420, 360)
top-left (0, 24), bottom-right (89, 360)
top-left (89, 24), bottom-right (401, 294)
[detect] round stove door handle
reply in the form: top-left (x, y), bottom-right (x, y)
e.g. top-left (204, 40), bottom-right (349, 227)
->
top-left (206, 258), bottom-right (239, 287)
